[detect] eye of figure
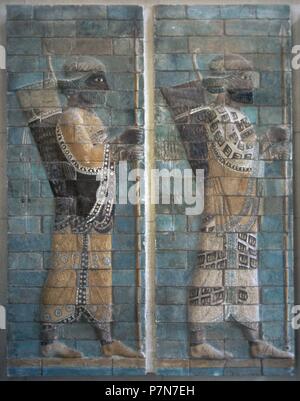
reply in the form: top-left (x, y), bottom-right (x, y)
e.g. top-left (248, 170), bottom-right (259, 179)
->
top-left (86, 73), bottom-right (107, 88)
top-left (95, 77), bottom-right (104, 83)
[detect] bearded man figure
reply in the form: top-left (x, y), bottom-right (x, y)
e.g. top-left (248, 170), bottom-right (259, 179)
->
top-left (18, 56), bottom-right (143, 359)
top-left (169, 53), bottom-right (293, 360)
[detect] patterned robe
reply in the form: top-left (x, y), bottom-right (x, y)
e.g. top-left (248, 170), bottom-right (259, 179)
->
top-left (175, 104), bottom-right (260, 326)
top-left (29, 107), bottom-right (115, 325)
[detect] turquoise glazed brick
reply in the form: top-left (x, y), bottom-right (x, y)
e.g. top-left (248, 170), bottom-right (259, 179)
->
top-left (190, 368), bottom-right (224, 377)
top-left (8, 340), bottom-right (40, 358)
top-left (7, 21), bottom-right (76, 38)
top-left (7, 111), bottom-right (28, 126)
top-left (155, 37), bottom-right (189, 54)
top-left (7, 21), bottom-right (36, 37)
top-left (261, 216), bottom-right (284, 232)
top-left (157, 287), bottom-right (187, 304)
top-left (8, 252), bottom-right (43, 270)
top-left (113, 38), bottom-right (134, 55)
top-left (76, 21), bottom-right (108, 37)
top-left (113, 285), bottom-right (136, 305)
top-left (8, 368), bottom-right (41, 377)
top-left (27, 199), bottom-right (55, 216)
top-left (259, 107), bottom-right (283, 125)
top-left (112, 252), bottom-right (135, 269)
top-left (262, 287), bottom-right (285, 305)
top-left (34, 5), bottom-right (107, 20)
top-left (224, 368), bottom-right (262, 377)
top-left (157, 305), bottom-right (186, 323)
top-left (261, 72), bottom-right (281, 91)
top-left (112, 234), bottom-right (135, 251)
top-left (42, 216), bottom-right (54, 234)
top-left (255, 90), bottom-right (282, 107)
top-left (186, 6), bottom-right (221, 19)
top-left (113, 322), bottom-right (137, 340)
top-left (156, 6), bottom-right (187, 19)
top-left (258, 233), bottom-right (283, 250)
top-left (263, 197), bottom-right (284, 215)
top-left (256, 5), bottom-right (290, 19)
top-left (107, 91), bottom-right (135, 109)
top-left (157, 233), bottom-right (188, 250)
top-left (112, 270), bottom-right (135, 286)
top-left (8, 234), bottom-right (52, 252)
top-left (75, 341), bottom-right (101, 357)
top-left (7, 6), bottom-right (34, 20)
top-left (220, 5), bottom-right (256, 19)
top-left (225, 340), bottom-right (251, 359)
top-left (115, 204), bottom-right (135, 217)
top-left (8, 145), bottom-right (41, 163)
top-left (157, 323), bottom-right (188, 341)
top-left (156, 71), bottom-right (190, 88)
top-left (263, 368), bottom-right (295, 377)
top-left (156, 215), bottom-right (174, 232)
top-left (260, 269), bottom-right (284, 286)
top-left (7, 304), bottom-right (39, 322)
top-left (259, 251), bottom-right (283, 269)
top-left (114, 217), bottom-right (135, 234)
top-left (262, 322), bottom-right (285, 340)
top-left (156, 251), bottom-right (187, 269)
top-left (230, 20), bottom-right (291, 36)
top-left (8, 199), bottom-right (29, 217)
top-left (174, 216), bottom-right (187, 232)
top-left (111, 109), bottom-right (135, 126)
top-left (156, 20), bottom-right (223, 37)
top-left (113, 368), bottom-right (145, 377)
top-left (8, 128), bottom-right (32, 145)
top-left (62, 323), bottom-right (97, 341)
top-left (261, 305), bottom-right (285, 322)
top-left (9, 323), bottom-right (40, 341)
top-left (43, 366), bottom-right (113, 377)
top-left (156, 54), bottom-right (194, 71)
top-left (107, 6), bottom-right (142, 20)
top-left (113, 304), bottom-right (136, 322)
top-left (240, 107), bottom-right (258, 124)
top-left (226, 19), bottom-right (291, 37)
top-left (158, 368), bottom-right (190, 376)
top-left (258, 179), bottom-right (289, 197)
top-left (8, 271), bottom-right (47, 287)
top-left (7, 38), bottom-right (42, 55)
top-left (157, 270), bottom-right (187, 287)
top-left (8, 216), bottom-right (41, 234)
top-left (108, 20), bottom-right (143, 38)
top-left (157, 340), bottom-right (188, 359)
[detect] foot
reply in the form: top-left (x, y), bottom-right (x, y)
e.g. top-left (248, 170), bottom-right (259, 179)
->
top-left (190, 343), bottom-right (233, 360)
top-left (102, 340), bottom-right (144, 358)
top-left (251, 341), bottom-right (294, 359)
top-left (42, 342), bottom-right (83, 358)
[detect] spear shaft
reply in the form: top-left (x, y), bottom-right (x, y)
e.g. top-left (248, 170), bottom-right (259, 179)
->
top-left (134, 27), bottom-right (142, 353)
top-left (280, 25), bottom-right (291, 351)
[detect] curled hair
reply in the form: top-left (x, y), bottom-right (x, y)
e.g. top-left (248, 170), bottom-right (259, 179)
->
top-left (64, 56), bottom-right (106, 77)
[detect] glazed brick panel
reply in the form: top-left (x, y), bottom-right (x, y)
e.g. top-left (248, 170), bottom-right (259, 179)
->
top-left (7, 5), bottom-right (144, 374)
top-left (154, 4), bottom-right (294, 377)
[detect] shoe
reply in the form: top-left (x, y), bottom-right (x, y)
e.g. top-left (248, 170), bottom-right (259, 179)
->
top-left (42, 342), bottom-right (83, 358)
top-left (251, 341), bottom-right (294, 359)
top-left (102, 340), bottom-right (144, 358)
top-left (190, 343), bottom-right (233, 360)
